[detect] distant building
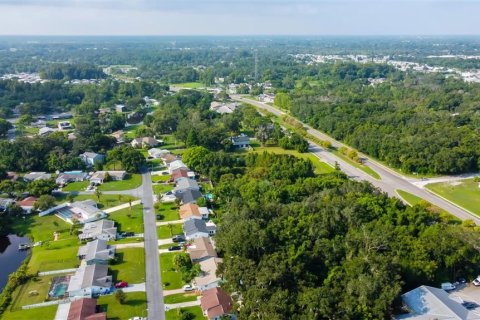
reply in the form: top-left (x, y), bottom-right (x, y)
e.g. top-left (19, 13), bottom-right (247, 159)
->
top-left (17, 196), bottom-right (38, 214)
top-left (79, 152), bottom-right (105, 167)
top-left (58, 121), bottom-right (73, 131)
top-left (148, 148), bottom-right (170, 159)
top-left (89, 171), bottom-right (126, 185)
top-left (115, 104), bottom-right (127, 113)
top-left (110, 130), bottom-right (124, 143)
top-left (231, 134), bottom-right (250, 148)
top-left (131, 137), bottom-right (159, 148)
top-left (23, 172), bottom-right (52, 182)
top-left (56, 171), bottom-right (88, 186)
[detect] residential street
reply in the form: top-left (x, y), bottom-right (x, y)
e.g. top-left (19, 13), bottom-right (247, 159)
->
top-left (141, 170), bottom-right (165, 320)
top-left (233, 95), bottom-right (480, 224)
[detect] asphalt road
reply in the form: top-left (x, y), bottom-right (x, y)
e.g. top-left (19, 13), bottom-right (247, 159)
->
top-left (233, 95), bottom-right (480, 224)
top-left (141, 170), bottom-right (165, 320)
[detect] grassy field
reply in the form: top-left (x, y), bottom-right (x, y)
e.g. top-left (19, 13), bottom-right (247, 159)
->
top-left (62, 180), bottom-right (90, 192)
top-left (426, 179), bottom-right (480, 216)
top-left (160, 253), bottom-right (184, 290)
top-left (108, 204), bottom-right (144, 234)
top-left (164, 293), bottom-right (199, 304)
top-left (173, 82), bottom-right (203, 89)
top-left (109, 248), bottom-right (146, 284)
top-left (0, 305), bottom-right (57, 320)
top-left (97, 292), bottom-right (147, 320)
top-left (157, 224), bottom-right (183, 239)
top-left (165, 306), bottom-right (204, 320)
top-left (156, 202), bottom-right (180, 221)
top-left (153, 183), bottom-right (174, 195)
top-left (252, 146), bottom-right (335, 175)
top-left (152, 174), bottom-right (171, 183)
top-left (98, 174), bottom-right (142, 191)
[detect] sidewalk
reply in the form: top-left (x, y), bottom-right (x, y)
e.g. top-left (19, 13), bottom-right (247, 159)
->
top-left (104, 200), bottom-right (142, 213)
top-left (156, 219), bottom-right (183, 226)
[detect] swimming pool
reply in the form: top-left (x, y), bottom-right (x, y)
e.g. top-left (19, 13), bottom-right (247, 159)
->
top-left (49, 281), bottom-right (68, 298)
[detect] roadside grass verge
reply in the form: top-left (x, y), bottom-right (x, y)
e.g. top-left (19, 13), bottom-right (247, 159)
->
top-left (425, 179), bottom-right (480, 216)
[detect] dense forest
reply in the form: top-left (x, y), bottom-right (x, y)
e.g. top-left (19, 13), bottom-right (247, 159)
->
top-left (195, 151), bottom-right (480, 319)
top-left (39, 63), bottom-right (106, 80)
top-left (283, 63), bottom-right (480, 174)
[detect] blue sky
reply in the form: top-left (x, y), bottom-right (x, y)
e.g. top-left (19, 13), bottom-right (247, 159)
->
top-left (0, 0), bottom-right (478, 35)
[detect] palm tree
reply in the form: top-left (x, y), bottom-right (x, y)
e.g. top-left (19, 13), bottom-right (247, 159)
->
top-left (95, 189), bottom-right (103, 202)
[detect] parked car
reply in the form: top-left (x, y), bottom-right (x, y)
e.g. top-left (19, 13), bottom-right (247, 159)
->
top-left (156, 214), bottom-right (162, 220)
top-left (462, 301), bottom-right (478, 310)
top-left (441, 282), bottom-right (456, 291)
top-left (172, 235), bottom-right (185, 242)
top-left (183, 284), bottom-right (195, 292)
top-left (168, 246), bottom-right (182, 251)
top-left (115, 281), bottom-right (129, 288)
top-left (457, 277), bottom-right (467, 284)
top-left (472, 276), bottom-right (480, 286)
top-left (121, 232), bottom-right (135, 237)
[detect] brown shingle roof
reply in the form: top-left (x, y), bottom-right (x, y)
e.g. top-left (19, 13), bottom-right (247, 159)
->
top-left (187, 237), bottom-right (217, 261)
top-left (18, 196), bottom-right (38, 207)
top-left (171, 168), bottom-right (189, 181)
top-left (68, 298), bottom-right (106, 320)
top-left (201, 287), bottom-right (233, 319)
top-left (179, 203), bottom-right (202, 220)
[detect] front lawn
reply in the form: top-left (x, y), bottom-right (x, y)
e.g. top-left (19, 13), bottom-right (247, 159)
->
top-left (160, 252), bottom-right (184, 290)
top-left (97, 292), bottom-right (147, 320)
top-left (426, 179), bottom-right (480, 216)
top-left (109, 248), bottom-right (146, 284)
top-left (164, 293), bottom-right (199, 304)
top-left (156, 202), bottom-right (179, 221)
top-left (108, 204), bottom-right (144, 234)
top-left (152, 174), bottom-right (171, 183)
top-left (62, 180), bottom-right (90, 192)
top-left (165, 306), bottom-right (204, 320)
top-left (157, 224), bottom-right (183, 239)
top-left (56, 194), bottom-right (137, 209)
top-left (98, 174), bottom-right (142, 191)
top-left (153, 184), bottom-right (174, 196)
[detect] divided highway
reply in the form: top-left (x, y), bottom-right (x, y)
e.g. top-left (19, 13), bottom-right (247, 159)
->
top-left (232, 95), bottom-right (480, 224)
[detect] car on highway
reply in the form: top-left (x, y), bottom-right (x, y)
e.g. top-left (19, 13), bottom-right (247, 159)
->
top-left (115, 281), bottom-right (129, 288)
top-left (183, 284), bottom-right (195, 292)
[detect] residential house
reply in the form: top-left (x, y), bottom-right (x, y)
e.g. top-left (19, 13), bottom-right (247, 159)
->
top-left (201, 287), bottom-right (234, 320)
top-left (162, 153), bottom-right (178, 166)
top-left (170, 168), bottom-right (195, 182)
top-left (23, 172), bottom-right (52, 182)
top-left (6, 172), bottom-right (18, 181)
top-left (67, 297), bottom-right (107, 320)
top-left (17, 196), bottom-right (38, 214)
top-left (148, 148), bottom-right (170, 159)
top-left (110, 130), bottom-right (124, 143)
top-left (210, 102), bottom-right (238, 115)
top-left (174, 177), bottom-right (200, 195)
top-left (231, 134), bottom-right (250, 148)
top-left (79, 219), bottom-right (117, 241)
top-left (259, 93), bottom-right (275, 103)
top-left (0, 198), bottom-right (15, 212)
top-left (184, 219), bottom-right (210, 240)
top-left (80, 152), bottom-right (105, 167)
top-left (58, 121), bottom-right (73, 130)
top-left (179, 203), bottom-right (210, 221)
top-left (176, 189), bottom-right (203, 205)
top-left (168, 160), bottom-right (188, 173)
top-left (77, 239), bottom-right (115, 265)
top-left (160, 191), bottom-right (177, 203)
top-left (194, 257), bottom-right (224, 292)
top-left (55, 200), bottom-right (107, 224)
top-left (68, 133), bottom-right (77, 140)
top-left (179, 203), bottom-right (202, 221)
top-left (56, 171), bottom-right (88, 186)
top-left (67, 264), bottom-right (112, 298)
top-left (187, 237), bottom-right (217, 262)
top-left (115, 104), bottom-right (127, 113)
top-left (89, 171), bottom-right (126, 185)
top-left (131, 137), bottom-right (159, 148)
top-left (397, 285), bottom-right (477, 319)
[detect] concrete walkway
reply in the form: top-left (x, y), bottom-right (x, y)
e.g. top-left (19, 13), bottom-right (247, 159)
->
top-left (156, 219), bottom-right (183, 226)
top-left (165, 299), bottom-right (201, 310)
top-left (122, 282), bottom-right (146, 293)
top-left (116, 239), bottom-right (174, 249)
top-left (38, 268), bottom-right (76, 276)
top-left (163, 288), bottom-right (185, 296)
top-left (104, 200), bottom-right (142, 213)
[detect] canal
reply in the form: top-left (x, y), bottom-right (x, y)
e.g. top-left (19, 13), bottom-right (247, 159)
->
top-left (0, 234), bottom-right (30, 292)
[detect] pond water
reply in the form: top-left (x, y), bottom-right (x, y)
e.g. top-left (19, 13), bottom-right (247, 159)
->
top-left (0, 234), bottom-right (30, 292)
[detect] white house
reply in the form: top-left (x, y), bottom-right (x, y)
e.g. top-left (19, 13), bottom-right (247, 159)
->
top-left (67, 264), bottom-right (112, 298)
top-left (80, 152), bottom-right (105, 167)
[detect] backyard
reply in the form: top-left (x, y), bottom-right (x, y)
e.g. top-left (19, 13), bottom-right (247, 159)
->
top-left (426, 179), bottom-right (480, 216)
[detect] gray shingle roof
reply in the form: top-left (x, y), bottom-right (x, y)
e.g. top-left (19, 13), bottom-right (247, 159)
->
top-left (183, 219), bottom-right (209, 237)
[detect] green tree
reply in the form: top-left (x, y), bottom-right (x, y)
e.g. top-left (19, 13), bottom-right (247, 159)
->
top-left (0, 118), bottom-right (13, 138)
top-left (115, 289), bottom-right (126, 304)
top-left (33, 195), bottom-right (56, 211)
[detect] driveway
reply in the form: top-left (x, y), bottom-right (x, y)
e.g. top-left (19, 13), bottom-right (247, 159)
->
top-left (165, 299), bottom-right (201, 310)
top-left (122, 282), bottom-right (146, 293)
